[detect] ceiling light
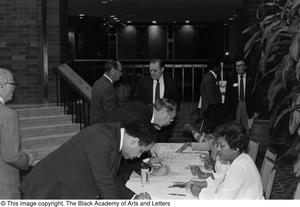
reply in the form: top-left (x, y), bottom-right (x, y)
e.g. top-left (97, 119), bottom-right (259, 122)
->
top-left (173, 21), bottom-right (177, 24)
top-left (79, 14), bottom-right (85, 17)
top-left (185, 20), bottom-right (190, 24)
top-left (110, 15), bottom-right (115, 18)
top-left (225, 51), bottom-right (230, 56)
top-left (113, 17), bottom-right (118, 20)
top-left (102, 1), bottom-right (108, 4)
top-left (152, 20), bottom-right (157, 24)
top-left (115, 19), bottom-right (120, 22)
top-left (229, 17), bottom-right (234, 21)
top-left (127, 20), bottom-right (132, 24)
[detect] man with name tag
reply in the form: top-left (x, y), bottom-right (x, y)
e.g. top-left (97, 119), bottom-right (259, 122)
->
top-left (225, 58), bottom-right (258, 132)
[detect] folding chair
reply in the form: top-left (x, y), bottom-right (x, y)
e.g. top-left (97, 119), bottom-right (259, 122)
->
top-left (265, 167), bottom-right (276, 199)
top-left (260, 156), bottom-right (276, 199)
top-left (247, 140), bottom-right (259, 162)
top-left (260, 147), bottom-right (277, 177)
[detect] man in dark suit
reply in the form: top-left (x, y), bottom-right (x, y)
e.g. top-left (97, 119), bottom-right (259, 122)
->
top-left (20, 121), bottom-right (157, 199)
top-left (134, 59), bottom-right (178, 105)
top-left (225, 58), bottom-right (258, 132)
top-left (199, 63), bottom-right (222, 115)
top-left (92, 98), bottom-right (177, 130)
top-left (0, 68), bottom-right (33, 199)
top-left (134, 59), bottom-right (178, 142)
top-left (90, 60), bottom-right (122, 123)
top-left (92, 98), bottom-right (177, 180)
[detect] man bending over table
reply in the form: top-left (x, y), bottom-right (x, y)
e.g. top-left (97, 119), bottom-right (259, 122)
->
top-left (20, 120), bottom-right (157, 199)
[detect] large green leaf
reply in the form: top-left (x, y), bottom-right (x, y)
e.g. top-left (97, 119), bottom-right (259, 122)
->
top-left (251, 65), bottom-right (281, 94)
top-left (242, 24), bottom-right (258, 34)
top-left (292, 0), bottom-right (300, 10)
top-left (267, 80), bottom-right (284, 110)
top-left (281, 54), bottom-right (295, 87)
top-left (281, 0), bottom-right (292, 19)
top-left (244, 31), bottom-right (261, 53)
top-left (261, 20), bottom-right (282, 43)
top-left (296, 58), bottom-right (300, 80)
top-left (260, 26), bottom-right (289, 73)
top-left (274, 104), bottom-right (300, 127)
top-left (289, 33), bottom-right (300, 61)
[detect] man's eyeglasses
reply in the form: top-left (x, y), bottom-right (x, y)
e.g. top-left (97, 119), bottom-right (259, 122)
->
top-left (5, 82), bottom-right (18, 86)
top-left (115, 68), bottom-right (123, 74)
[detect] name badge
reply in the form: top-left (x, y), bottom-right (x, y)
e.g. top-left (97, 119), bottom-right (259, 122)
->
top-left (233, 83), bottom-right (238, 87)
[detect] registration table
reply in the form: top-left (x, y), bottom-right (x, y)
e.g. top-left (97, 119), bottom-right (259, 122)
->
top-left (126, 143), bottom-right (209, 199)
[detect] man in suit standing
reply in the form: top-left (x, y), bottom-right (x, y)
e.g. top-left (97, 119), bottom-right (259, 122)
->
top-left (134, 59), bottom-right (178, 105)
top-left (90, 60), bottom-right (122, 123)
top-left (0, 68), bottom-right (33, 198)
top-left (134, 59), bottom-right (178, 142)
top-left (225, 58), bottom-right (258, 132)
top-left (20, 120), bottom-right (157, 199)
top-left (199, 63), bottom-right (222, 115)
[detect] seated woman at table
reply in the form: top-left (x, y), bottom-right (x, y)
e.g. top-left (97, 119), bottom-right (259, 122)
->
top-left (187, 121), bottom-right (263, 199)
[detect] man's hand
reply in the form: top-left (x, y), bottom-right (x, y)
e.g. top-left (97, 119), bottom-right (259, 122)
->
top-left (149, 156), bottom-right (163, 166)
top-left (186, 180), bottom-right (207, 197)
top-left (134, 192), bottom-right (151, 200)
top-left (151, 165), bottom-right (170, 176)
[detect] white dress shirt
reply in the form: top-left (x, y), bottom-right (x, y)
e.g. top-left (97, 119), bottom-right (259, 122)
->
top-left (238, 73), bottom-right (246, 100)
top-left (152, 75), bottom-right (165, 104)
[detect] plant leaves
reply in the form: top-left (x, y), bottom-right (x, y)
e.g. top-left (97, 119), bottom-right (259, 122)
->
top-left (275, 104), bottom-right (300, 127)
top-left (281, 54), bottom-right (295, 87)
top-left (289, 33), bottom-right (300, 61)
top-left (242, 24), bottom-right (258, 34)
top-left (289, 93), bottom-right (300, 134)
top-left (267, 80), bottom-right (284, 110)
top-left (281, 0), bottom-right (292, 19)
top-left (251, 65), bottom-right (281, 94)
top-left (296, 58), bottom-right (300, 80)
top-left (244, 31), bottom-right (261, 52)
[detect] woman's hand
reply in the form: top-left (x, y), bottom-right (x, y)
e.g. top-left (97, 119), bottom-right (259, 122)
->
top-left (186, 180), bottom-right (208, 197)
top-left (151, 165), bottom-right (170, 176)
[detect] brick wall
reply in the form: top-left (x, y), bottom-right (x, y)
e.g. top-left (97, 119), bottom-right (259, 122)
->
top-left (0, 0), bottom-right (68, 104)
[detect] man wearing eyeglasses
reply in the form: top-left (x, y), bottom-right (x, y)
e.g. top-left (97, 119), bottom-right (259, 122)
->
top-left (0, 68), bottom-right (34, 198)
top-left (90, 60), bottom-right (123, 123)
top-left (134, 59), bottom-right (178, 142)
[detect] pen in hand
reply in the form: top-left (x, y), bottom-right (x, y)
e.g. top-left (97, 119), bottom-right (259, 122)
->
top-left (168, 193), bottom-right (186, 196)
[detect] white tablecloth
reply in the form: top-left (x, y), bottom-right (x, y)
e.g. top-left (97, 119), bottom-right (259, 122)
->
top-left (126, 143), bottom-right (208, 199)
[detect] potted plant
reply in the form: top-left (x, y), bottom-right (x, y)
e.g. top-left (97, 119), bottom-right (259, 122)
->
top-left (243, 0), bottom-right (300, 197)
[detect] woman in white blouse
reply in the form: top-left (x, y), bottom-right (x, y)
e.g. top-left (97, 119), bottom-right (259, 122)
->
top-left (187, 121), bottom-right (263, 199)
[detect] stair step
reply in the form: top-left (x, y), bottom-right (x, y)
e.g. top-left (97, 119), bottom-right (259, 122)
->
top-left (19, 114), bottom-right (73, 127)
top-left (23, 145), bottom-right (61, 162)
top-left (21, 123), bottom-right (80, 138)
top-left (21, 132), bottom-right (76, 149)
top-left (16, 106), bottom-right (65, 118)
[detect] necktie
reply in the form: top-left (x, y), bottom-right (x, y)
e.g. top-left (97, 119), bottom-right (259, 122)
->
top-left (155, 80), bottom-right (160, 101)
top-left (240, 74), bottom-right (245, 101)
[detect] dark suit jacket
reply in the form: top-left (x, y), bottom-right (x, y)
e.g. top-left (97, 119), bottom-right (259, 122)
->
top-left (134, 74), bottom-right (178, 105)
top-left (200, 71), bottom-right (222, 113)
top-left (225, 73), bottom-right (255, 120)
top-left (90, 75), bottom-right (118, 123)
top-left (92, 101), bottom-right (152, 126)
top-left (20, 123), bottom-right (134, 199)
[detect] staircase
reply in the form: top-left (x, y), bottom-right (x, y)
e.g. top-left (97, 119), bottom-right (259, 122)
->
top-left (12, 105), bottom-right (80, 163)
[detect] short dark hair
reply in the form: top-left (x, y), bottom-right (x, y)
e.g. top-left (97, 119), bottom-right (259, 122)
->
top-left (153, 98), bottom-right (177, 112)
top-left (213, 121), bottom-right (249, 152)
top-left (104, 60), bottom-right (118, 73)
top-left (235, 55), bottom-right (246, 64)
top-left (124, 120), bottom-right (158, 146)
top-left (150, 59), bottom-right (164, 69)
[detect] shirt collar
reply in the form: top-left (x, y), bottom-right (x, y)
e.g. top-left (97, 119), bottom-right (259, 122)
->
top-left (104, 74), bottom-right (113, 84)
top-left (209, 70), bottom-right (217, 79)
top-left (156, 74), bottom-right (164, 84)
top-left (0, 96), bottom-right (5, 105)
top-left (119, 128), bottom-right (124, 151)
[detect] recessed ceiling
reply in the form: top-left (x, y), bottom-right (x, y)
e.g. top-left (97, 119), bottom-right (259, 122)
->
top-left (69, 0), bottom-right (243, 23)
